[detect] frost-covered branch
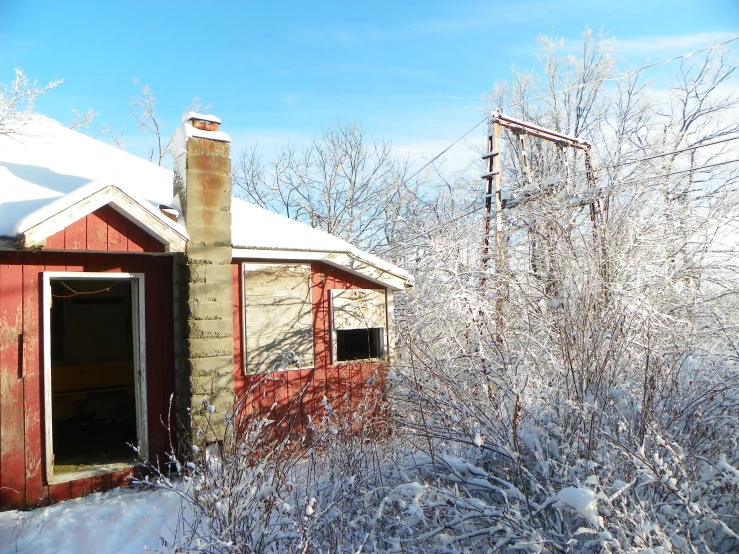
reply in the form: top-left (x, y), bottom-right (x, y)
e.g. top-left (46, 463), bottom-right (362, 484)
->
top-left (0, 68), bottom-right (62, 135)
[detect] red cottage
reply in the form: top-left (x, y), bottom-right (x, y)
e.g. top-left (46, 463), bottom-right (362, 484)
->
top-left (0, 113), bottom-right (412, 510)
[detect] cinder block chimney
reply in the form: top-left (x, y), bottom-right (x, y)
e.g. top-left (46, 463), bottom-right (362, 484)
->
top-left (172, 112), bottom-right (234, 444)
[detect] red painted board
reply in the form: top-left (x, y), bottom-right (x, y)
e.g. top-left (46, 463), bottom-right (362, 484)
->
top-left (158, 259), bottom-right (176, 456)
top-left (47, 481), bottom-right (71, 505)
top-left (69, 476), bottom-right (92, 499)
top-left (45, 231), bottom-right (65, 250)
top-left (125, 220), bottom-right (148, 253)
top-left (106, 209), bottom-right (129, 252)
top-left (104, 254), bottom-right (125, 273)
top-left (84, 252), bottom-right (107, 273)
top-left (22, 255), bottom-right (43, 507)
top-left (90, 473), bottom-right (108, 493)
top-left (0, 258), bottom-right (26, 509)
top-left (43, 252), bottom-right (67, 272)
top-left (64, 216), bottom-right (87, 251)
top-left (86, 208), bottom-right (109, 251)
top-left (143, 258), bottom-right (164, 459)
top-left (64, 253), bottom-right (85, 273)
top-left (109, 468), bottom-right (132, 489)
top-left (123, 254), bottom-right (144, 274)
top-left (231, 263), bottom-right (244, 391)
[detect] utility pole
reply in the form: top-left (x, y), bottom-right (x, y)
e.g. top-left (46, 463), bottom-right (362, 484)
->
top-left (481, 119), bottom-right (503, 340)
top-left (481, 111), bottom-right (604, 340)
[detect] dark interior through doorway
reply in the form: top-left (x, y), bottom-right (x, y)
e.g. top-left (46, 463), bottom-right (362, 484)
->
top-left (50, 279), bottom-right (138, 473)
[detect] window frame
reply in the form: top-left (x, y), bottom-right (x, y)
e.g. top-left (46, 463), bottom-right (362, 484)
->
top-left (42, 271), bottom-right (148, 484)
top-left (241, 261), bottom-right (315, 375)
top-left (329, 288), bottom-right (388, 365)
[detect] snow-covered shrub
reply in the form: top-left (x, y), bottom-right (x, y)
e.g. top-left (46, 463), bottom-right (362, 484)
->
top-left (136, 380), bottom-right (313, 553)
top-left (390, 338), bottom-right (739, 552)
top-left (382, 34), bottom-right (739, 553)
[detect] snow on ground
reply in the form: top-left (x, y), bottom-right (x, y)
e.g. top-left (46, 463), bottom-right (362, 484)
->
top-left (0, 486), bottom-right (181, 554)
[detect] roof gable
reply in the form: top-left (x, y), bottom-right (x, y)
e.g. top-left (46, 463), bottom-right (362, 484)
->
top-left (17, 182), bottom-right (187, 252)
top-left (0, 116), bottom-right (174, 237)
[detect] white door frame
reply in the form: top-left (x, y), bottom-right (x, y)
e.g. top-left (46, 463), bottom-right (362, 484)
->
top-left (42, 271), bottom-right (148, 482)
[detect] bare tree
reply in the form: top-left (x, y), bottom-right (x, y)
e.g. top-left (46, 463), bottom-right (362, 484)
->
top-left (68, 107), bottom-right (99, 131)
top-left (129, 78), bottom-right (173, 166)
top-left (0, 68), bottom-right (63, 135)
top-left (390, 31), bottom-right (739, 551)
top-left (233, 120), bottom-right (417, 252)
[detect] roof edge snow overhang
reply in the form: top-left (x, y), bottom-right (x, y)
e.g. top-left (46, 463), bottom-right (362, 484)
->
top-left (232, 247), bottom-right (413, 291)
top-left (15, 183), bottom-right (189, 252)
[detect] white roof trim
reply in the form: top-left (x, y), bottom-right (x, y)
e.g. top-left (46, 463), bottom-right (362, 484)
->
top-left (231, 247), bottom-right (413, 291)
top-left (17, 182), bottom-right (189, 252)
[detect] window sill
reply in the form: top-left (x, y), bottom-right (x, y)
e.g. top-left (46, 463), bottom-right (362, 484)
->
top-left (332, 358), bottom-right (387, 367)
top-left (243, 365), bottom-right (316, 377)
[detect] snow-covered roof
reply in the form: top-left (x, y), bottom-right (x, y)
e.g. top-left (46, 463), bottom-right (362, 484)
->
top-left (0, 116), bottom-right (176, 237)
top-left (231, 198), bottom-right (413, 289)
top-left (0, 116), bottom-right (412, 289)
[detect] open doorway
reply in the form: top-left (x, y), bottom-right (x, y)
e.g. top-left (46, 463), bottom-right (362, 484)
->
top-left (43, 273), bottom-right (147, 481)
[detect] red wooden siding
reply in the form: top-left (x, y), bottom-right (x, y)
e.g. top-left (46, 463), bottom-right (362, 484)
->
top-left (0, 254), bottom-right (25, 509)
top-left (233, 261), bottom-right (387, 437)
top-left (45, 206), bottom-right (165, 253)
top-left (0, 251), bottom-right (174, 510)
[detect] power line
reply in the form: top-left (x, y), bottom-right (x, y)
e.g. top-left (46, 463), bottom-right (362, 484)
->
top-left (615, 157), bottom-right (739, 187)
top-left (404, 117), bottom-right (487, 184)
top-left (379, 157), bottom-right (739, 256)
top-left (553, 135), bottom-right (739, 181)
top-left (598, 135), bottom-right (739, 170)
top-left (404, 37), bottom-right (739, 185)
top-left (376, 205), bottom-right (484, 256)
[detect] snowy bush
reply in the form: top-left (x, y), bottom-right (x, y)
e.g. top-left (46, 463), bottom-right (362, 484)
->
top-left (139, 398), bottom-right (308, 552)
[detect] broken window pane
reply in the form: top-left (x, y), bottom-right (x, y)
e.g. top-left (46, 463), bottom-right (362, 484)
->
top-left (336, 328), bottom-right (385, 361)
top-left (330, 289), bottom-right (387, 363)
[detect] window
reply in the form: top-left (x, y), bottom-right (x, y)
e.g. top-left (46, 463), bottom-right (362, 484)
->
top-left (330, 289), bottom-right (387, 363)
top-left (243, 263), bottom-right (314, 373)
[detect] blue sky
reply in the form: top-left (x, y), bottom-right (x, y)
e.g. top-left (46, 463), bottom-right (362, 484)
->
top-left (1, 1), bottom-right (737, 170)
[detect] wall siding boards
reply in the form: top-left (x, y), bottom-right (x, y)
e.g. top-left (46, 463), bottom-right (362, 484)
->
top-left (45, 206), bottom-right (165, 254)
top-left (0, 249), bottom-right (174, 510)
top-left (22, 255), bottom-right (43, 507)
top-left (0, 256), bottom-right (25, 509)
top-left (234, 261), bottom-right (387, 437)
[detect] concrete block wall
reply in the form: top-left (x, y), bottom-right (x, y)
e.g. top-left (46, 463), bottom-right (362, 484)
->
top-left (173, 120), bottom-right (235, 444)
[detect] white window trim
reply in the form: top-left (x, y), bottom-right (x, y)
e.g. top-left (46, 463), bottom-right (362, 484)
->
top-left (42, 271), bottom-right (148, 483)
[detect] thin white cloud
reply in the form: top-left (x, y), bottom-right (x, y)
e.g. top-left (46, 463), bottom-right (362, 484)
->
top-left (291, 2), bottom-right (561, 46)
top-left (616, 32), bottom-right (736, 55)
